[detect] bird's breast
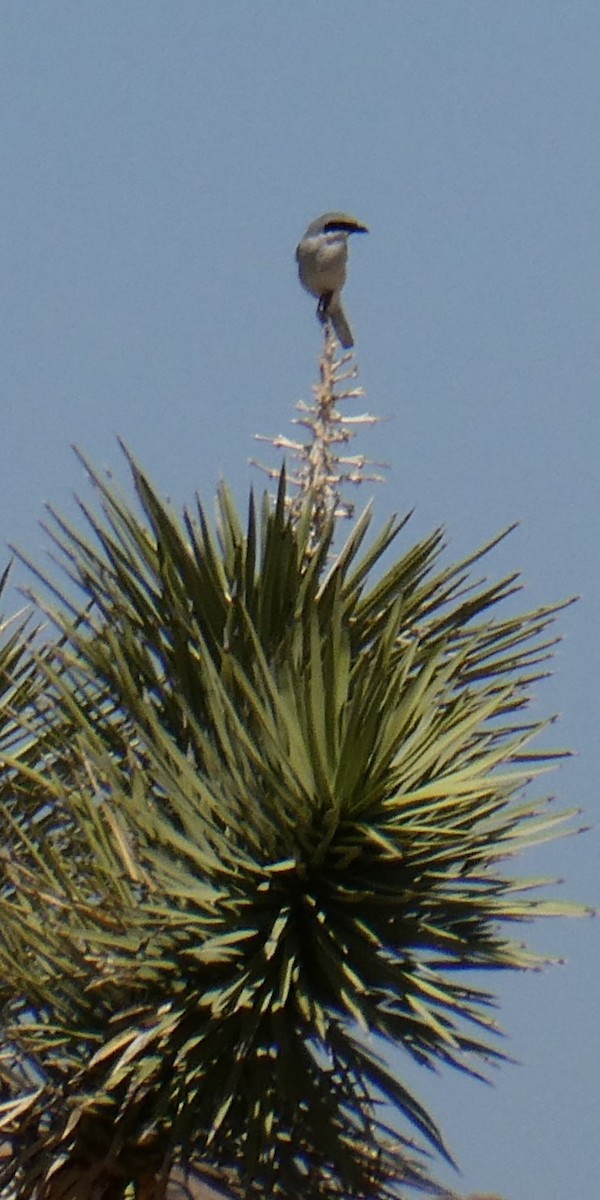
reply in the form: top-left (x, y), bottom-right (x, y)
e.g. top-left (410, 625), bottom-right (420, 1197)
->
top-left (297, 234), bottom-right (348, 297)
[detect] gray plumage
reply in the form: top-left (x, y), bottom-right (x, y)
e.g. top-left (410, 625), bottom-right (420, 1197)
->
top-left (296, 211), bottom-right (368, 348)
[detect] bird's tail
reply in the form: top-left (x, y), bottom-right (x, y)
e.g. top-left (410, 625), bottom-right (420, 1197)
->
top-left (329, 300), bottom-right (354, 349)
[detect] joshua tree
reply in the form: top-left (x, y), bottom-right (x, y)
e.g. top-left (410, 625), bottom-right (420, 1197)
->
top-left (0, 327), bottom-right (588, 1199)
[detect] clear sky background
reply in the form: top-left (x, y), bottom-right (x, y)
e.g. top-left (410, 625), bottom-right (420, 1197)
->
top-left (0, 4), bottom-right (598, 1198)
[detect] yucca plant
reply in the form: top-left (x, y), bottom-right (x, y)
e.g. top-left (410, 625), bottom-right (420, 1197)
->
top-left (0, 430), bottom-right (587, 1200)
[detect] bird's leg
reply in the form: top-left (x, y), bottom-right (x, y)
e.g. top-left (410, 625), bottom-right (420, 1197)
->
top-left (317, 291), bottom-right (333, 324)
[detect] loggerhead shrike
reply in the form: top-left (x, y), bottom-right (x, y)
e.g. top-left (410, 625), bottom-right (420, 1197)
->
top-left (296, 211), bottom-right (368, 348)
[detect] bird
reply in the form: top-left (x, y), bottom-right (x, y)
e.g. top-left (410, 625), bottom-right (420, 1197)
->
top-left (296, 211), bottom-right (368, 348)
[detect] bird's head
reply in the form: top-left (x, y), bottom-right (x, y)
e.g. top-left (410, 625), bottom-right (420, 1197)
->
top-left (304, 211), bottom-right (369, 238)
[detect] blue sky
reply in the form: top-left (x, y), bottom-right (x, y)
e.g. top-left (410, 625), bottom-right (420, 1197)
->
top-left (0, 4), bottom-right (598, 1198)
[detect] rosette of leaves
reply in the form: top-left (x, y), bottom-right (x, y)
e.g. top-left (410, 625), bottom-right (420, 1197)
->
top-left (0, 451), bottom-right (587, 1200)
